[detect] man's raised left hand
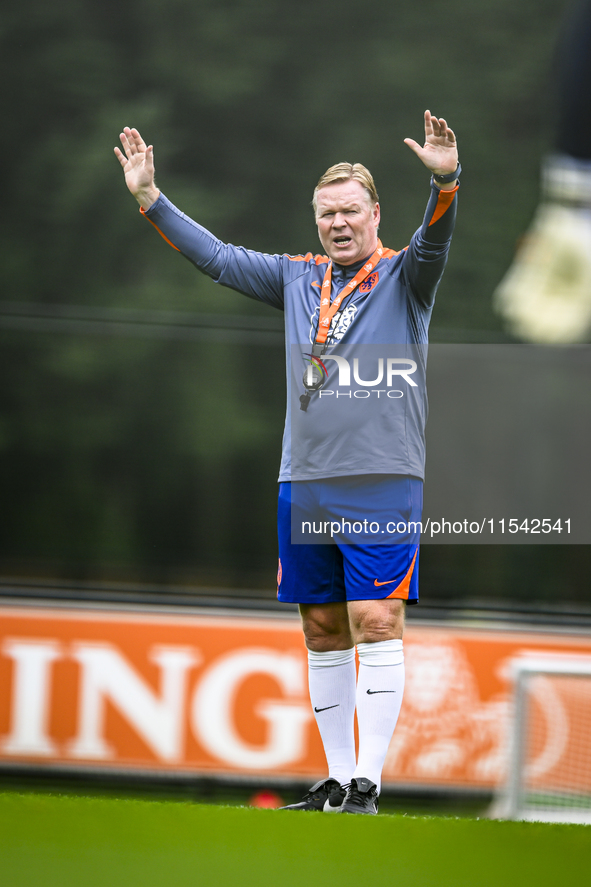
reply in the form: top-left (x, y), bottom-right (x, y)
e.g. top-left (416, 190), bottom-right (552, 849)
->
top-left (404, 110), bottom-right (459, 188)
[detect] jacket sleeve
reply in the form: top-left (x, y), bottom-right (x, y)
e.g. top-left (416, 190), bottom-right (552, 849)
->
top-left (401, 181), bottom-right (458, 309)
top-left (142, 193), bottom-right (285, 310)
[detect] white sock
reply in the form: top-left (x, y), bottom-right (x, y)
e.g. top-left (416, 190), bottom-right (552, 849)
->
top-left (307, 647), bottom-right (357, 786)
top-left (353, 639), bottom-right (405, 792)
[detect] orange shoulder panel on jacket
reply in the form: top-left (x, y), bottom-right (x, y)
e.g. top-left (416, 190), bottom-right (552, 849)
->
top-left (380, 246), bottom-right (402, 259)
top-left (284, 252), bottom-right (329, 265)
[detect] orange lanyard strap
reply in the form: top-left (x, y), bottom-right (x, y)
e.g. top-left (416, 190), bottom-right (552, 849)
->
top-left (315, 239), bottom-right (385, 346)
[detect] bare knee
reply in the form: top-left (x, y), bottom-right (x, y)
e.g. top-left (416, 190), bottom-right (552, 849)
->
top-left (348, 599), bottom-right (405, 644)
top-left (299, 602), bottom-right (353, 652)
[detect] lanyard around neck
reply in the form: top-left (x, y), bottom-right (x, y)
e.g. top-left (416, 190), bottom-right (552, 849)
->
top-left (315, 239), bottom-right (384, 346)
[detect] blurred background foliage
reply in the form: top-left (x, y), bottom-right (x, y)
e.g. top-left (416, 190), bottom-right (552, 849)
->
top-left (0, 0), bottom-right (588, 606)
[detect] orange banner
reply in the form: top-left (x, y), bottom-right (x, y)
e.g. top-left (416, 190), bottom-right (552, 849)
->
top-left (1, 604), bottom-right (590, 788)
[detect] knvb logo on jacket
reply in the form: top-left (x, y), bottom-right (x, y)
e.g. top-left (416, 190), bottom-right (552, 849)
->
top-left (358, 271), bottom-right (379, 293)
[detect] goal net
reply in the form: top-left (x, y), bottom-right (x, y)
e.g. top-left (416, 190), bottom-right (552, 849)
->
top-left (504, 656), bottom-right (591, 823)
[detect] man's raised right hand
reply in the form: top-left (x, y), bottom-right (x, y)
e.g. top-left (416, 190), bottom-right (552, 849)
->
top-left (114, 127), bottom-right (161, 210)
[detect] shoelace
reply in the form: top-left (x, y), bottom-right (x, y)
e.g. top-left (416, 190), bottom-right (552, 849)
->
top-left (344, 783), bottom-right (374, 808)
top-left (305, 780), bottom-right (341, 803)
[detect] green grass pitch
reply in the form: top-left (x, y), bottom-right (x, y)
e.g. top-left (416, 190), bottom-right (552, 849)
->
top-left (1, 791), bottom-right (589, 887)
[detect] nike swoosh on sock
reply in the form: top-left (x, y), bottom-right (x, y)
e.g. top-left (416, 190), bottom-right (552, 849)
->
top-left (366, 690), bottom-right (396, 695)
top-left (314, 704), bottom-right (340, 712)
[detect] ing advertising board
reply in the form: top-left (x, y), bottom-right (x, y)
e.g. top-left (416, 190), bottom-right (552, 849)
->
top-left (0, 604), bottom-right (590, 789)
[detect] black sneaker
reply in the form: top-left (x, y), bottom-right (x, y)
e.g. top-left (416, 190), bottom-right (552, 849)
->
top-left (278, 778), bottom-right (346, 812)
top-left (340, 778), bottom-right (379, 814)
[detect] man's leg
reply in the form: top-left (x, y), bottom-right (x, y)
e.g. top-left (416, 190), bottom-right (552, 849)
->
top-left (329, 475), bottom-right (420, 812)
top-left (299, 602), bottom-right (357, 787)
top-left (348, 598), bottom-right (405, 787)
top-left (329, 598), bottom-right (405, 814)
top-left (277, 482), bottom-right (357, 810)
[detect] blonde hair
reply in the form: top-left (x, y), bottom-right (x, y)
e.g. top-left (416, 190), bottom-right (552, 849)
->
top-left (313, 162), bottom-right (379, 214)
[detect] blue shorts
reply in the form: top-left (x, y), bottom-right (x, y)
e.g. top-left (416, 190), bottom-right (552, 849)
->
top-left (276, 475), bottom-right (422, 605)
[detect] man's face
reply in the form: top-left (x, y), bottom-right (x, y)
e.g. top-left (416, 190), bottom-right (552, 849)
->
top-left (315, 179), bottom-right (380, 266)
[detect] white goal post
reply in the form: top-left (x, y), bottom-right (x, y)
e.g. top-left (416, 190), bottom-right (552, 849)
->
top-left (504, 655), bottom-right (591, 823)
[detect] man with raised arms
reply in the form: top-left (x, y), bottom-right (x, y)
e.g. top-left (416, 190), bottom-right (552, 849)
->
top-left (115, 111), bottom-right (459, 813)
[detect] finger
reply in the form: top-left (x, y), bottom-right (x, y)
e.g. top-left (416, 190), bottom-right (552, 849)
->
top-left (129, 127), bottom-right (148, 154)
top-left (122, 127), bottom-right (135, 151)
top-left (145, 144), bottom-right (155, 174)
top-left (114, 146), bottom-right (127, 168)
top-left (122, 127), bottom-right (144, 156)
top-left (404, 137), bottom-right (424, 158)
top-left (424, 109), bottom-right (434, 138)
top-left (436, 118), bottom-right (456, 145)
top-left (120, 129), bottom-right (137, 159)
top-left (430, 116), bottom-right (443, 137)
top-left (435, 117), bottom-right (457, 144)
top-left (444, 125), bottom-right (456, 144)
